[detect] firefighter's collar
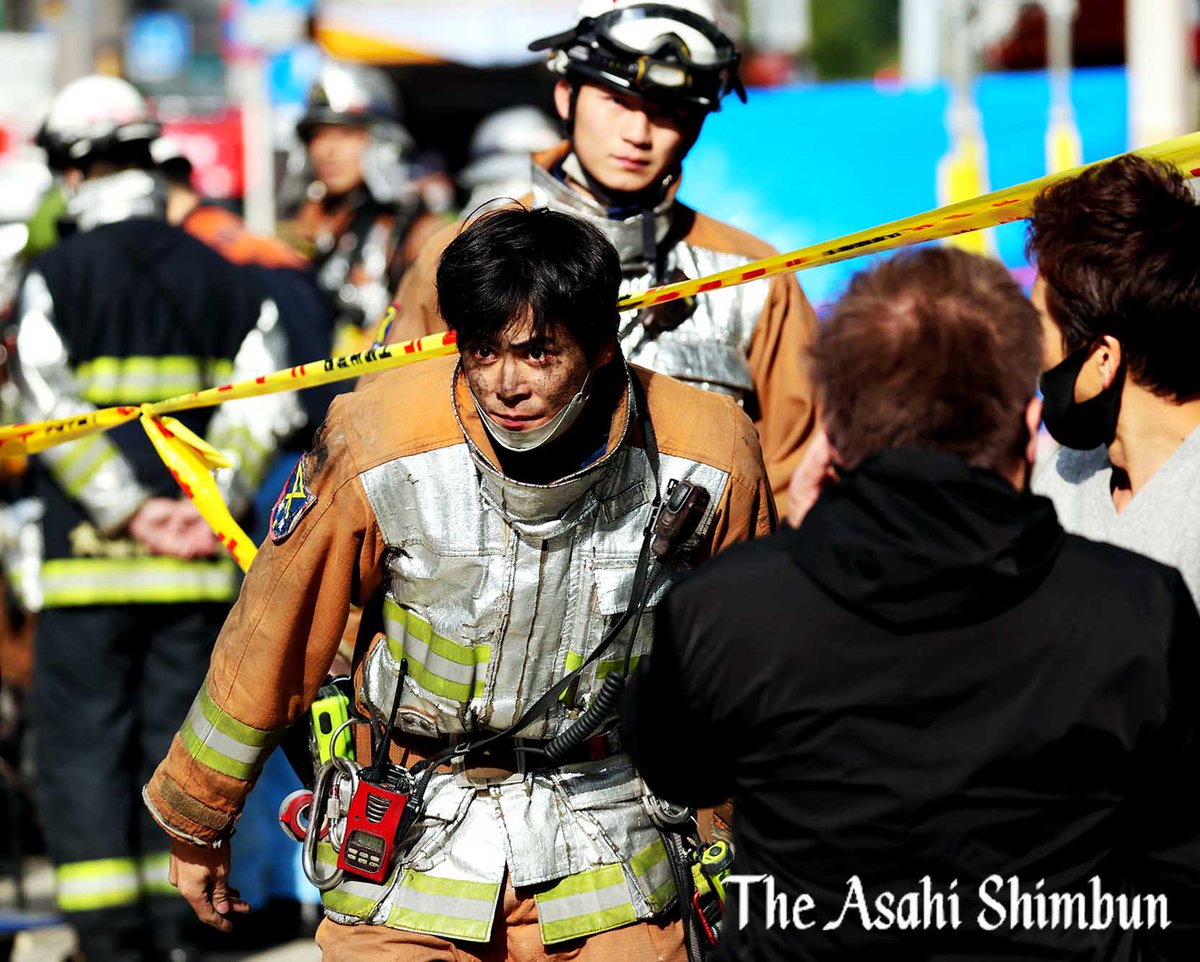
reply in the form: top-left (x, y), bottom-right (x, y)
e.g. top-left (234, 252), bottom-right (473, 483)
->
top-left (66, 169), bottom-right (167, 233)
top-left (531, 156), bottom-right (674, 273)
top-left (452, 361), bottom-right (637, 533)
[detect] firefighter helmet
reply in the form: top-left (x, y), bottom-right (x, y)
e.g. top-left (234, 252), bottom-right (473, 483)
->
top-left (528, 0), bottom-right (745, 113)
top-left (37, 75), bottom-right (160, 171)
top-left (296, 63), bottom-right (409, 143)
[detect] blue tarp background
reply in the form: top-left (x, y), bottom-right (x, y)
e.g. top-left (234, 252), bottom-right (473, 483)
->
top-left (680, 67), bottom-right (1128, 307)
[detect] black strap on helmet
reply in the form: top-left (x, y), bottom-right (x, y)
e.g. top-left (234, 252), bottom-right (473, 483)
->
top-left (530, 4), bottom-right (745, 113)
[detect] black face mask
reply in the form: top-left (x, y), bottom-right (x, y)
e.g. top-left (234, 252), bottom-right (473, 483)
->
top-left (1039, 343), bottom-right (1126, 451)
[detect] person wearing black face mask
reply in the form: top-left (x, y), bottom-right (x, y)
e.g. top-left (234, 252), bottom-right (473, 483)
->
top-left (624, 245), bottom-right (1200, 962)
top-left (1028, 155), bottom-right (1200, 602)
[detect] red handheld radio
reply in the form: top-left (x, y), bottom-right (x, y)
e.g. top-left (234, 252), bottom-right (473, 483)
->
top-left (337, 763), bottom-right (413, 882)
top-left (335, 659), bottom-right (415, 883)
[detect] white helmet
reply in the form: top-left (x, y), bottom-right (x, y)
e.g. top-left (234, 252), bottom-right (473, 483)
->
top-left (37, 75), bottom-right (160, 171)
top-left (529, 0), bottom-right (744, 113)
top-left (459, 106), bottom-right (561, 211)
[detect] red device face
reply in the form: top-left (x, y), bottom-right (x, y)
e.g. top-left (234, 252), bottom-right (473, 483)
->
top-left (337, 781), bottom-right (410, 883)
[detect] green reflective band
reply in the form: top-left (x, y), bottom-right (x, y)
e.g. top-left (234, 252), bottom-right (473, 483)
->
top-left (138, 852), bottom-right (174, 897)
top-left (41, 557), bottom-right (239, 607)
top-left (535, 863), bottom-right (637, 944)
top-left (76, 356), bottom-right (235, 404)
top-left (560, 652), bottom-right (642, 703)
top-left (56, 857), bottom-right (140, 912)
top-left (386, 870), bottom-right (500, 943)
top-left (630, 839), bottom-right (676, 912)
top-left (318, 840), bottom-right (391, 920)
top-left (180, 680), bottom-right (282, 781)
top-left (383, 600), bottom-right (489, 704)
top-left (47, 433), bottom-right (118, 497)
top-left (208, 424), bottom-right (272, 486)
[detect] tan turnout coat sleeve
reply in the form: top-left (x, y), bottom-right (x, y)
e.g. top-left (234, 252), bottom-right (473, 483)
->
top-left (144, 356), bottom-right (772, 846)
top-left (144, 396), bottom-right (386, 844)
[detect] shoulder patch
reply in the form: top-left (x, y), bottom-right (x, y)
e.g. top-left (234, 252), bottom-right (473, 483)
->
top-left (269, 457), bottom-right (318, 543)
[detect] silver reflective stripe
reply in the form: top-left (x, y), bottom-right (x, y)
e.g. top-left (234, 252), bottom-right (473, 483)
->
top-left (390, 886), bottom-right (496, 924)
top-left (385, 611), bottom-right (479, 691)
top-left (40, 558), bottom-right (238, 606)
top-left (535, 878), bottom-right (631, 925)
top-left (183, 700), bottom-right (260, 766)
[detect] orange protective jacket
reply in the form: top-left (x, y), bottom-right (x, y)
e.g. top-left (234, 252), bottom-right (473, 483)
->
top-left (144, 355), bottom-right (774, 847)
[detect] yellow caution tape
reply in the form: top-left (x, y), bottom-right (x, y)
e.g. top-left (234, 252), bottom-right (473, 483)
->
top-left (616, 130), bottom-right (1200, 313)
top-left (7, 129), bottom-right (1200, 574)
top-left (0, 330), bottom-right (458, 572)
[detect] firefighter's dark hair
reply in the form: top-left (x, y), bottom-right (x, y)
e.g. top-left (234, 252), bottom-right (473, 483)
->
top-left (436, 206), bottom-right (621, 361)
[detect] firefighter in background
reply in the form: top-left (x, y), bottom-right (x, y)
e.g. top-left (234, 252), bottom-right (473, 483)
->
top-left (389, 0), bottom-right (818, 508)
top-left (15, 75), bottom-right (302, 962)
top-left (458, 105), bottom-right (561, 213)
top-left (283, 63), bottom-right (443, 352)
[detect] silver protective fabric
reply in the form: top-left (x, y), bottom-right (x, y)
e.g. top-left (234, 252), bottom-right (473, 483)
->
top-left (66, 169), bottom-right (167, 233)
top-left (535, 158), bottom-right (673, 271)
top-left (209, 299), bottom-right (306, 517)
top-left (532, 161), bottom-right (765, 402)
top-left (347, 362), bottom-right (730, 929)
top-left (15, 271), bottom-right (149, 534)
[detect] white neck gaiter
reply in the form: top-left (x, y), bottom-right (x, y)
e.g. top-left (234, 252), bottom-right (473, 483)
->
top-left (472, 373), bottom-right (593, 453)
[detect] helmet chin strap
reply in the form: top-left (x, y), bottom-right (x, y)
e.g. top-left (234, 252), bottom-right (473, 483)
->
top-left (472, 372), bottom-right (594, 453)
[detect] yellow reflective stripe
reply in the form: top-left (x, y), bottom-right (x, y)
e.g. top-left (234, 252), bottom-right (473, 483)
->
top-left (596, 655), bottom-right (640, 680)
top-left (56, 857), bottom-right (140, 912)
top-left (630, 839), bottom-right (675, 912)
top-left (76, 356), bottom-right (236, 404)
top-left (180, 680), bottom-right (282, 782)
top-left (138, 852), bottom-right (173, 896)
top-left (48, 433), bottom-right (119, 497)
top-left (40, 557), bottom-right (238, 607)
top-left (559, 652), bottom-right (641, 703)
top-left (535, 863), bottom-right (637, 944)
top-left (385, 869), bottom-right (499, 943)
top-left (383, 600), bottom-right (489, 703)
top-left (208, 424), bottom-right (272, 484)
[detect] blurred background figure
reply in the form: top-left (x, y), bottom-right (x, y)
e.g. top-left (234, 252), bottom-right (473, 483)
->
top-left (13, 74), bottom-right (301, 962)
top-left (281, 62), bottom-right (441, 350)
top-left (458, 105), bottom-right (559, 212)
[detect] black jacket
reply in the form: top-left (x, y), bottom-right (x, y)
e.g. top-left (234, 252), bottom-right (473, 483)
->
top-left (30, 218), bottom-right (268, 561)
top-left (623, 448), bottom-right (1200, 961)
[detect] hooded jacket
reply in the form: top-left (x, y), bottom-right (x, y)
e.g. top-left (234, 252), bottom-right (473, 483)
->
top-left (624, 448), bottom-right (1200, 961)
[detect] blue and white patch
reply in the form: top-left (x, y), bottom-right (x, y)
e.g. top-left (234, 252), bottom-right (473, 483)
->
top-left (270, 457), bottom-right (317, 543)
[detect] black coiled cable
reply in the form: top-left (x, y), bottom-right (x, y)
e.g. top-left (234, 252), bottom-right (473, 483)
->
top-left (542, 673), bottom-right (626, 763)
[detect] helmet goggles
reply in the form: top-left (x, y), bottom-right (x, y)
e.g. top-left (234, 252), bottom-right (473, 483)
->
top-left (531, 3), bottom-right (745, 112)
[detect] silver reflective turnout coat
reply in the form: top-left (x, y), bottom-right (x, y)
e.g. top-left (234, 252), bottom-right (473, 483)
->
top-left (146, 355), bottom-right (774, 945)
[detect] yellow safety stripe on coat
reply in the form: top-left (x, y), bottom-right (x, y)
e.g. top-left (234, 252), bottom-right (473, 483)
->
top-left (534, 862), bottom-right (637, 944)
top-left (76, 356), bottom-right (236, 405)
top-left (383, 599), bottom-right (490, 704)
top-left (629, 838), bottom-right (676, 912)
top-left (44, 433), bottom-right (119, 498)
top-left (40, 557), bottom-right (239, 607)
top-left (56, 857), bottom-right (140, 912)
top-left (385, 869), bottom-right (500, 943)
top-left (137, 852), bottom-right (174, 897)
top-left (206, 423), bottom-right (273, 486)
top-left (179, 679), bottom-right (284, 782)
top-left (316, 842), bottom-right (391, 919)
top-left (559, 651), bottom-right (643, 703)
